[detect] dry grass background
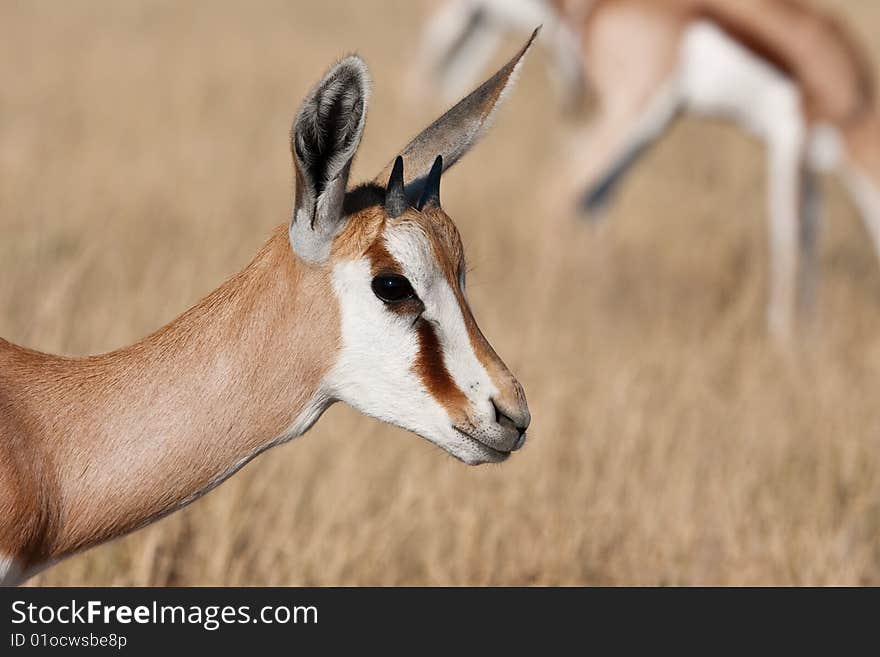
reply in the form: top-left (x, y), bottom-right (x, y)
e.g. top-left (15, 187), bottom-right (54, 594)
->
top-left (3, 0), bottom-right (880, 585)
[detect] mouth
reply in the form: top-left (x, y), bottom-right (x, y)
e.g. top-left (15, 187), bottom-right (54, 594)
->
top-left (451, 427), bottom-right (511, 464)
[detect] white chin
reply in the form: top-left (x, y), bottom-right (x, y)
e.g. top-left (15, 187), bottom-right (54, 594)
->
top-left (436, 431), bottom-right (511, 466)
top-left (457, 448), bottom-right (510, 466)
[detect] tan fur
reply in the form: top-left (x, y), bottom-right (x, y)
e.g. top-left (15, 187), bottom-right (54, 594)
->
top-left (1, 33), bottom-right (535, 580)
top-left (0, 192), bottom-right (527, 572)
top-left (559, 0), bottom-right (880, 259)
top-left (844, 111), bottom-right (880, 184)
top-left (560, 0), bottom-right (874, 126)
top-left (0, 226), bottom-right (339, 567)
top-left (697, 0), bottom-right (872, 124)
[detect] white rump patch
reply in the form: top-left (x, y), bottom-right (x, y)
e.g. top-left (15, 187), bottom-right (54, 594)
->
top-left (680, 21), bottom-right (804, 143)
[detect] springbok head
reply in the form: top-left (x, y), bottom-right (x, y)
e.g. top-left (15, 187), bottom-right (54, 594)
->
top-left (289, 32), bottom-right (537, 465)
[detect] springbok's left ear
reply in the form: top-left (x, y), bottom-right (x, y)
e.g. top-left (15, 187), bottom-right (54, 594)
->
top-left (290, 56), bottom-right (370, 263)
top-left (373, 28), bottom-right (538, 203)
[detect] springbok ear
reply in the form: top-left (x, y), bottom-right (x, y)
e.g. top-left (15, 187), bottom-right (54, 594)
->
top-left (374, 28), bottom-right (538, 203)
top-left (290, 55), bottom-right (370, 263)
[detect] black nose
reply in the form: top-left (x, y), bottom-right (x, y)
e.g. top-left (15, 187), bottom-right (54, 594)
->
top-left (492, 399), bottom-right (527, 438)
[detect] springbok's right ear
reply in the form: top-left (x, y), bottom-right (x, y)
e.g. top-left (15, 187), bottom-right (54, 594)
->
top-left (290, 56), bottom-right (370, 263)
top-left (374, 28), bottom-right (538, 203)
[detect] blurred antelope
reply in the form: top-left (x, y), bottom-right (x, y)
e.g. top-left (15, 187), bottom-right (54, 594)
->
top-left (0, 33), bottom-right (537, 586)
top-left (418, 0), bottom-right (880, 337)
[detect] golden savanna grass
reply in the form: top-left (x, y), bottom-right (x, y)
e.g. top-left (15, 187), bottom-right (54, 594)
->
top-left (3, 0), bottom-right (880, 585)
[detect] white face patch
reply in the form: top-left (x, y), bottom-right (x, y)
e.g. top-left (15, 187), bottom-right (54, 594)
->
top-left (384, 223), bottom-right (500, 419)
top-left (324, 222), bottom-right (511, 465)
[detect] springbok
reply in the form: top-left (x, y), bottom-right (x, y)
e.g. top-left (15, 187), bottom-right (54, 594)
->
top-left (0, 33), bottom-right (537, 587)
top-left (417, 0), bottom-right (880, 337)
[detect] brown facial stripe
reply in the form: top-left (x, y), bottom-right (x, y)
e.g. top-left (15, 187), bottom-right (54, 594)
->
top-left (363, 217), bottom-right (468, 411)
top-left (415, 319), bottom-right (468, 412)
top-left (417, 207), bottom-right (506, 381)
top-left (406, 209), bottom-right (528, 428)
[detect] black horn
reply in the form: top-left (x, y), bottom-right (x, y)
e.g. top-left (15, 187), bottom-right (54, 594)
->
top-left (417, 155), bottom-right (443, 211)
top-left (385, 156), bottom-right (407, 218)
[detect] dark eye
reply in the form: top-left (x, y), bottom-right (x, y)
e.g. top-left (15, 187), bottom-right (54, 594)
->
top-left (371, 275), bottom-right (415, 303)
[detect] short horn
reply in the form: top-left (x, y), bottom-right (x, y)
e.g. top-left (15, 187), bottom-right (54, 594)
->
top-left (385, 156), bottom-right (407, 218)
top-left (417, 155), bottom-right (443, 211)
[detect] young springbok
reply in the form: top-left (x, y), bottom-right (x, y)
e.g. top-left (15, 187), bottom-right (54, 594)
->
top-left (417, 0), bottom-right (880, 338)
top-left (0, 33), bottom-right (537, 586)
